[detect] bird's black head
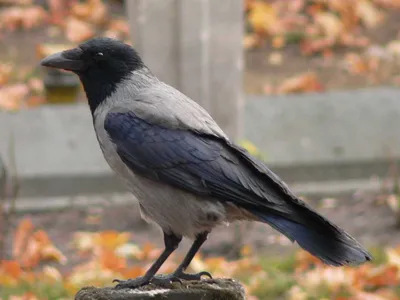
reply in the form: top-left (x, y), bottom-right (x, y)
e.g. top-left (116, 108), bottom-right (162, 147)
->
top-left (40, 37), bottom-right (144, 113)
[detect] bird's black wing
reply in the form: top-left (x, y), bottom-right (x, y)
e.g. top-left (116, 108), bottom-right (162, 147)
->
top-left (104, 111), bottom-right (372, 266)
top-left (104, 111), bottom-right (293, 214)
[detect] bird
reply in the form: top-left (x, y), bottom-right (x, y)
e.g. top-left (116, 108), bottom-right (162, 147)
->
top-left (40, 37), bottom-right (372, 289)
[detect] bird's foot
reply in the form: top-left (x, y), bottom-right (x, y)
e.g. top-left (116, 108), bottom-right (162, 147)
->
top-left (113, 276), bottom-right (150, 289)
top-left (173, 270), bottom-right (212, 281)
top-left (113, 271), bottom-right (212, 289)
top-left (149, 271), bottom-right (212, 287)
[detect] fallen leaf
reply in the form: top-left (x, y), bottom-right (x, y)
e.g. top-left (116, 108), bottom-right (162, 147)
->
top-left (95, 231), bottom-right (130, 250)
top-left (99, 249), bottom-right (126, 272)
top-left (387, 40), bottom-right (400, 56)
top-left (357, 0), bottom-right (384, 28)
top-left (0, 5), bottom-right (47, 31)
top-left (64, 17), bottom-right (95, 43)
top-left (13, 218), bottom-right (33, 259)
top-left (0, 260), bottom-right (22, 279)
top-left (276, 72), bottom-right (324, 94)
top-left (42, 265), bottom-right (62, 282)
top-left (268, 51), bottom-right (283, 65)
top-left (315, 12), bottom-right (344, 39)
top-left (71, 0), bottom-right (108, 26)
top-left (248, 1), bottom-right (279, 35)
top-left (0, 83), bottom-right (29, 111)
top-left (0, 63), bottom-right (13, 86)
top-left (115, 243), bottom-right (141, 259)
top-left (272, 35), bottom-right (285, 48)
top-left (243, 34), bottom-right (261, 49)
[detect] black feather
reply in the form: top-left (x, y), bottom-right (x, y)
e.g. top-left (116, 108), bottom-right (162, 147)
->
top-left (105, 111), bottom-right (372, 266)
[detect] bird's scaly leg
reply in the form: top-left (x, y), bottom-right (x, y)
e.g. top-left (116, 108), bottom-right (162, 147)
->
top-left (114, 232), bottom-right (182, 289)
top-left (154, 231), bottom-right (212, 283)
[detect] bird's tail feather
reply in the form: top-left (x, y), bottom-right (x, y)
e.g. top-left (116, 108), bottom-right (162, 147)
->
top-left (251, 210), bottom-right (372, 266)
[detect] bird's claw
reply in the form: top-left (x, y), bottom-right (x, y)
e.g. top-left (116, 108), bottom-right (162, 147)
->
top-left (113, 271), bottom-right (212, 289)
top-left (174, 270), bottom-right (213, 281)
top-left (150, 274), bottom-right (182, 287)
top-left (113, 276), bottom-right (150, 289)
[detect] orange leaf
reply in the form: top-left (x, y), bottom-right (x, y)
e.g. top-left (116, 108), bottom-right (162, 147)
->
top-left (120, 266), bottom-right (145, 279)
top-left (0, 260), bottom-right (22, 279)
top-left (65, 17), bottom-right (95, 43)
top-left (13, 218), bottom-right (33, 259)
top-left (276, 72), bottom-right (324, 94)
top-left (95, 231), bottom-right (130, 250)
top-left (364, 265), bottom-right (399, 287)
top-left (100, 249), bottom-right (126, 272)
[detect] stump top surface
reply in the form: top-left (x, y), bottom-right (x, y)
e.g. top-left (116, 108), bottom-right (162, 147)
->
top-left (75, 278), bottom-right (245, 300)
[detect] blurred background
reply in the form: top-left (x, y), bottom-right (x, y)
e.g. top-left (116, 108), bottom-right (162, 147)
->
top-left (1, 0), bottom-right (400, 299)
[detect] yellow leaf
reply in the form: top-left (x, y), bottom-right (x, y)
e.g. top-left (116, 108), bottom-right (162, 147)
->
top-left (248, 2), bottom-right (278, 35)
top-left (42, 266), bottom-right (62, 282)
top-left (268, 51), bottom-right (283, 65)
top-left (115, 243), bottom-right (141, 259)
top-left (95, 231), bottom-right (130, 250)
top-left (357, 0), bottom-right (383, 28)
top-left (72, 232), bottom-right (96, 252)
top-left (315, 12), bottom-right (343, 39)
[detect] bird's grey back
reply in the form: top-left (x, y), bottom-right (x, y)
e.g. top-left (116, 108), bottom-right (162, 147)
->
top-left (96, 67), bottom-right (228, 140)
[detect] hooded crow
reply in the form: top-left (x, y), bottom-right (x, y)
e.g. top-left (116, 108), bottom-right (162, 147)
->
top-left (40, 37), bottom-right (371, 288)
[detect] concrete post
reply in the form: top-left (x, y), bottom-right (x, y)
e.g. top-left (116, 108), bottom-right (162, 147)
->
top-left (126, 0), bottom-right (244, 139)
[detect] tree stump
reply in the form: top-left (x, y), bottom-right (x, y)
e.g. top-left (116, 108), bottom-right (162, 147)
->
top-left (75, 279), bottom-right (245, 300)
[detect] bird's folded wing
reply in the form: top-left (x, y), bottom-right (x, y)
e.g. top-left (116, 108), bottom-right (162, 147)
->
top-left (104, 111), bottom-right (299, 215)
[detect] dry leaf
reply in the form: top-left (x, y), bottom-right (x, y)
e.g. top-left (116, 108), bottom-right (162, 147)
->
top-left (268, 51), bottom-right (283, 65)
top-left (243, 34), bottom-right (261, 49)
top-left (0, 6), bottom-right (47, 31)
top-left (0, 83), bottom-right (29, 111)
top-left (276, 72), bottom-right (323, 94)
top-left (65, 17), bottom-right (95, 43)
top-left (387, 40), bottom-right (400, 56)
top-left (0, 63), bottom-right (13, 86)
top-left (13, 218), bottom-right (34, 259)
top-left (357, 0), bottom-right (383, 28)
top-left (42, 266), bottom-right (62, 282)
top-left (0, 260), bottom-right (23, 279)
top-left (315, 12), bottom-right (344, 39)
top-left (248, 2), bottom-right (279, 35)
top-left (108, 19), bottom-right (129, 37)
top-left (95, 231), bottom-right (130, 250)
top-left (71, 0), bottom-right (108, 26)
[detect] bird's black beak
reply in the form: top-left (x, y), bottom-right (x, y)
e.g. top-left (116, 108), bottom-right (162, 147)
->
top-left (40, 47), bottom-right (85, 72)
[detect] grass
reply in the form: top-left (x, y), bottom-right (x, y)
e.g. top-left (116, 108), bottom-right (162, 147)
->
top-left (1, 281), bottom-right (69, 300)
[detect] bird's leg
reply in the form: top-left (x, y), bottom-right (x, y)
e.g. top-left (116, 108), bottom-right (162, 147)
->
top-left (114, 232), bottom-right (182, 289)
top-left (171, 232), bottom-right (212, 281)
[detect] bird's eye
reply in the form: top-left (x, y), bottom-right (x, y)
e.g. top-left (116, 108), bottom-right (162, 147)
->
top-left (93, 52), bottom-right (104, 59)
